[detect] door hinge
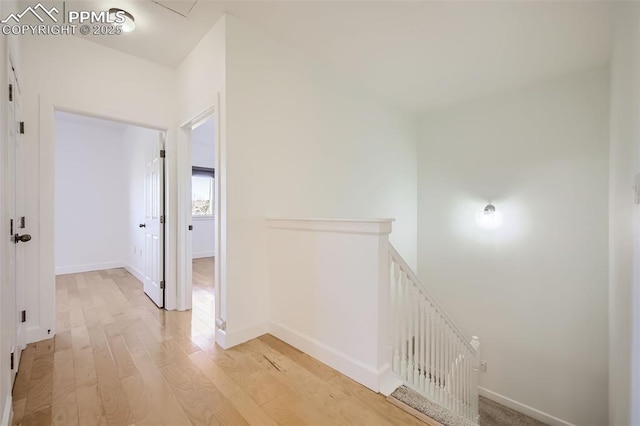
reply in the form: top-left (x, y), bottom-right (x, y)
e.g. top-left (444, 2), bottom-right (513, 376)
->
top-left (20, 217), bottom-right (25, 229)
top-left (160, 149), bottom-right (166, 158)
top-left (10, 352), bottom-right (14, 370)
top-left (19, 122), bottom-right (24, 134)
top-left (9, 84), bottom-right (12, 102)
top-left (188, 225), bottom-right (193, 231)
top-left (160, 215), bottom-right (165, 224)
top-left (21, 310), bottom-right (26, 323)
top-left (160, 281), bottom-right (165, 289)
top-left (9, 219), bottom-right (13, 236)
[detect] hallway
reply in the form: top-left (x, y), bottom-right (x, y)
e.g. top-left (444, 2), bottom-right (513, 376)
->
top-left (10, 268), bottom-right (422, 425)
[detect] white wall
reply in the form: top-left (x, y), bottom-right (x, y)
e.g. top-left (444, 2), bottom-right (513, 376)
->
top-left (609, 4), bottom-right (640, 426)
top-left (54, 115), bottom-right (160, 280)
top-left (20, 33), bottom-right (177, 340)
top-left (54, 116), bottom-right (126, 274)
top-left (223, 15), bottom-right (417, 345)
top-left (267, 219), bottom-right (393, 392)
top-left (417, 68), bottom-right (610, 426)
top-left (122, 125), bottom-right (160, 279)
top-left (191, 119), bottom-right (215, 258)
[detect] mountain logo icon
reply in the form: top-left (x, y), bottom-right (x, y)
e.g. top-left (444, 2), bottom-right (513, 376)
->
top-left (1, 3), bottom-right (59, 24)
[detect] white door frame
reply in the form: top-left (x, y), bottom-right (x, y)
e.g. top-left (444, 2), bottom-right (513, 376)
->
top-left (35, 96), bottom-right (176, 342)
top-left (178, 99), bottom-right (225, 344)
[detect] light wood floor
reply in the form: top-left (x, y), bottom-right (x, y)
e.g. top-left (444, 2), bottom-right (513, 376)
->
top-left (192, 257), bottom-right (216, 339)
top-left (11, 266), bottom-right (424, 426)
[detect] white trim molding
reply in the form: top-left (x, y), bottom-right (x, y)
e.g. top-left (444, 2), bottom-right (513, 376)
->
top-left (218, 322), bottom-right (268, 349)
top-left (124, 264), bottom-right (145, 285)
top-left (193, 251), bottom-right (215, 259)
top-left (2, 394), bottom-right (12, 426)
top-left (269, 322), bottom-right (386, 392)
top-left (55, 261), bottom-right (125, 276)
top-left (266, 218), bottom-right (394, 235)
top-left (479, 387), bottom-right (576, 426)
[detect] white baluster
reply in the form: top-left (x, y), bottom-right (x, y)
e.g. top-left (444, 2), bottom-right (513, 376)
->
top-left (400, 271), bottom-right (407, 380)
top-left (417, 298), bottom-right (423, 390)
top-left (431, 305), bottom-right (436, 397)
top-left (405, 275), bottom-right (413, 384)
top-left (445, 326), bottom-right (451, 408)
top-left (435, 311), bottom-right (442, 402)
top-left (420, 299), bottom-right (426, 391)
top-left (471, 336), bottom-right (480, 422)
top-left (412, 293), bottom-right (420, 385)
top-left (391, 257), bottom-right (402, 374)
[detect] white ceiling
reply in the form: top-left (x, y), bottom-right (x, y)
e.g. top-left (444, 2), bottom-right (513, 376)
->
top-left (50, 1), bottom-right (613, 113)
top-left (58, 0), bottom-right (227, 68)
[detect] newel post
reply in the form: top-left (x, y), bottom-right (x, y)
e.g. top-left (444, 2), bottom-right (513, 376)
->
top-left (470, 336), bottom-right (481, 422)
top-left (376, 219), bottom-right (401, 395)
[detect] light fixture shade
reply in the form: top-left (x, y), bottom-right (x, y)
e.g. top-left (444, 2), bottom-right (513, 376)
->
top-left (109, 8), bottom-right (135, 33)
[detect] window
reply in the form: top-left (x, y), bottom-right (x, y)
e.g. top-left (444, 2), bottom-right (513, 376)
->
top-left (192, 167), bottom-right (214, 216)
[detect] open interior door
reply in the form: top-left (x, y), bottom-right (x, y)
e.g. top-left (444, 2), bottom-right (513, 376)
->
top-left (143, 132), bottom-right (165, 308)
top-left (12, 60), bottom-right (26, 359)
top-left (5, 56), bottom-right (28, 384)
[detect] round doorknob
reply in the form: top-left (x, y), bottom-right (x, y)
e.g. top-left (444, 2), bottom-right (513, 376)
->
top-left (14, 233), bottom-right (31, 243)
top-left (139, 223), bottom-right (146, 228)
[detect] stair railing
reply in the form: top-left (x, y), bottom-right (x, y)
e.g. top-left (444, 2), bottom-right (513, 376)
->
top-left (388, 243), bottom-right (480, 423)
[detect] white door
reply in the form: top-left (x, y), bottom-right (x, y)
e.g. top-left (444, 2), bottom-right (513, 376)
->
top-left (12, 62), bottom-right (26, 355)
top-left (6, 58), bottom-right (27, 384)
top-left (143, 133), bottom-right (165, 308)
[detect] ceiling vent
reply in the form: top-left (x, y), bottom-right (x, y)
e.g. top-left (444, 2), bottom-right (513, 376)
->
top-left (149, 0), bottom-right (198, 17)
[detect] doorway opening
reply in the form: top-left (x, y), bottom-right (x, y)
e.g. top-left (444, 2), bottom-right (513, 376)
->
top-left (53, 111), bottom-right (166, 308)
top-left (187, 115), bottom-right (217, 337)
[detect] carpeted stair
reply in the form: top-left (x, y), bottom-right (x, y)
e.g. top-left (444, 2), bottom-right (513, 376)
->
top-left (389, 386), bottom-right (548, 426)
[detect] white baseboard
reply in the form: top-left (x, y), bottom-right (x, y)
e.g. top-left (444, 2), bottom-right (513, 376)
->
top-left (268, 321), bottom-right (381, 392)
top-left (55, 261), bottom-right (125, 275)
top-left (193, 251), bottom-right (215, 259)
top-left (2, 393), bottom-right (12, 426)
top-left (378, 364), bottom-right (403, 396)
top-left (124, 264), bottom-right (145, 284)
top-left (479, 387), bottom-right (575, 426)
top-left (220, 322), bottom-right (268, 349)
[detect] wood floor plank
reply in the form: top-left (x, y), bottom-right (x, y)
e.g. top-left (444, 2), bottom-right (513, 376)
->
top-left (160, 360), bottom-right (220, 425)
top-left (92, 342), bottom-right (134, 426)
top-left (189, 351), bottom-right (278, 426)
top-left (75, 383), bottom-right (106, 426)
top-left (51, 350), bottom-right (78, 425)
top-left (11, 398), bottom-right (26, 426)
top-left (54, 330), bottom-right (73, 353)
top-left (21, 406), bottom-right (52, 426)
top-left (128, 350), bottom-right (192, 425)
top-left (24, 346), bottom-right (54, 417)
top-left (259, 333), bottom-right (339, 382)
top-left (13, 345), bottom-right (36, 401)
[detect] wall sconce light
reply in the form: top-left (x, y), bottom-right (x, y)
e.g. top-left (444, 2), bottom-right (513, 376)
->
top-left (477, 203), bottom-right (502, 229)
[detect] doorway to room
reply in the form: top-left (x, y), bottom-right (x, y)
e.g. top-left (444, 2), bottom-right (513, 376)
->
top-left (54, 111), bottom-right (166, 308)
top-left (188, 116), bottom-right (217, 337)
